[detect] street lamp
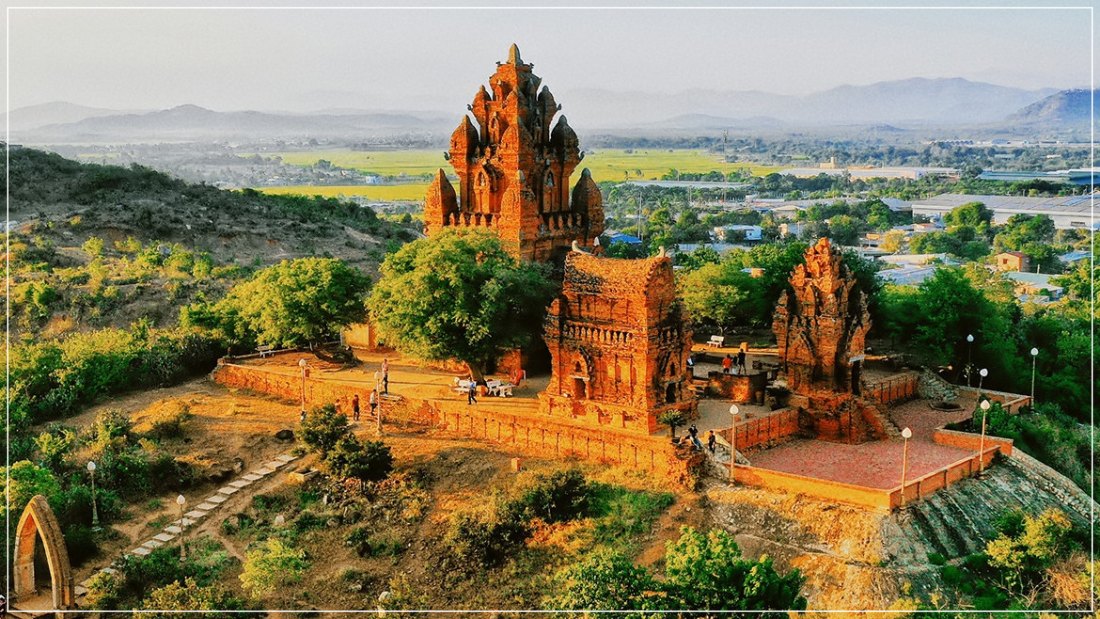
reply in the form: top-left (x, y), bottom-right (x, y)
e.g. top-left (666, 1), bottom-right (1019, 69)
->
top-left (728, 405), bottom-right (739, 483)
top-left (978, 368), bottom-right (988, 398)
top-left (373, 371), bottom-right (383, 436)
top-left (965, 334), bottom-right (975, 386)
top-left (1030, 347), bottom-right (1039, 408)
top-left (176, 495), bottom-right (187, 561)
top-left (298, 358), bottom-right (309, 419)
top-left (978, 400), bottom-right (991, 476)
top-left (87, 461), bottom-right (99, 528)
top-left (900, 427), bottom-right (913, 508)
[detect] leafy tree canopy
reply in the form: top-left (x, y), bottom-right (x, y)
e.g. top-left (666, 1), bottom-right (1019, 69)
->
top-left (366, 229), bottom-right (556, 379)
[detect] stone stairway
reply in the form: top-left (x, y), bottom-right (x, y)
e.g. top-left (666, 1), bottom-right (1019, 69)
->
top-left (75, 452), bottom-right (300, 601)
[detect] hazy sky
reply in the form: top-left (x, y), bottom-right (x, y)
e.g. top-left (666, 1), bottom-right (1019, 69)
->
top-left (5, 1), bottom-right (1094, 113)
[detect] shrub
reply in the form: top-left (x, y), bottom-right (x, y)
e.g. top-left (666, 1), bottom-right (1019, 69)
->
top-left (513, 468), bottom-right (591, 523)
top-left (240, 538), bottom-right (309, 600)
top-left (299, 404), bottom-right (350, 457)
top-left (325, 435), bottom-right (393, 489)
top-left (444, 502), bottom-right (530, 569)
top-left (83, 571), bottom-right (122, 610)
top-left (62, 524), bottom-right (99, 565)
top-left (346, 527), bottom-right (404, 558)
top-left (141, 578), bottom-right (246, 617)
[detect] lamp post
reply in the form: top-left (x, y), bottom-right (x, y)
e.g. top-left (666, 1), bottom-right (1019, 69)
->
top-left (728, 405), bottom-right (739, 483)
top-left (965, 334), bottom-right (974, 386)
top-left (373, 371), bottom-right (383, 436)
top-left (978, 368), bottom-right (988, 399)
top-left (1030, 347), bottom-right (1039, 408)
top-left (899, 427), bottom-right (913, 507)
top-left (87, 461), bottom-right (99, 528)
top-left (298, 358), bottom-right (309, 419)
top-left (176, 495), bottom-right (187, 561)
top-left (978, 400), bottom-right (990, 476)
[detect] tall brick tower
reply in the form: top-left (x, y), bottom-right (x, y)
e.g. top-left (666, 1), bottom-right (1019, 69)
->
top-left (423, 44), bottom-right (604, 263)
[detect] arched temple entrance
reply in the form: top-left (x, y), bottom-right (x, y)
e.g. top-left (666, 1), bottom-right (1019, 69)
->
top-left (12, 495), bottom-right (75, 610)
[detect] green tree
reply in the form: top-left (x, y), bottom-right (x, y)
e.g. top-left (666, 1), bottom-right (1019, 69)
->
top-left (198, 257), bottom-right (370, 348)
top-left (827, 214), bottom-right (860, 246)
top-left (366, 229), bottom-right (556, 381)
top-left (1, 461), bottom-right (61, 519)
top-left (548, 527), bottom-right (806, 616)
top-left (298, 404), bottom-right (350, 458)
top-left (551, 549), bottom-right (659, 614)
top-left (663, 527), bottom-right (807, 614)
top-left (239, 538), bottom-right (309, 600)
top-left (679, 263), bottom-right (767, 332)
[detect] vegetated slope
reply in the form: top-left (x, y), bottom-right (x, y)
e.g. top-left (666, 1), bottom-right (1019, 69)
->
top-left (704, 454), bottom-right (1093, 610)
top-left (5, 145), bottom-right (418, 338)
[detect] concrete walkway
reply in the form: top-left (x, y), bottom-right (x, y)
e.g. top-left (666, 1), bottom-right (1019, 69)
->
top-left (75, 452), bottom-right (300, 600)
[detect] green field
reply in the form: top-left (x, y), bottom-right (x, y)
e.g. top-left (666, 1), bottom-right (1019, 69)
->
top-left (259, 184), bottom-right (429, 201)
top-left (257, 148), bottom-right (781, 202)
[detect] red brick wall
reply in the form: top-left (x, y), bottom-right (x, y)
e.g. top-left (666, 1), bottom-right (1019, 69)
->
top-left (733, 465), bottom-right (894, 512)
top-left (865, 371), bottom-right (920, 406)
top-left (932, 428), bottom-right (1014, 457)
top-left (211, 363), bottom-right (700, 486)
top-left (721, 409), bottom-right (800, 451)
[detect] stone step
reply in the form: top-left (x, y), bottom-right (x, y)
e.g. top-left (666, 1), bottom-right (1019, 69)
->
top-left (153, 532), bottom-right (176, 543)
top-left (229, 479), bottom-right (252, 489)
top-left (275, 454), bottom-right (297, 464)
top-left (196, 502), bottom-right (217, 511)
top-left (206, 493), bottom-right (228, 505)
top-left (256, 466), bottom-right (276, 476)
top-left (141, 539), bottom-right (164, 550)
top-left (243, 472), bottom-right (262, 482)
top-left (217, 485), bottom-right (241, 496)
top-left (132, 546), bottom-right (152, 557)
top-left (184, 509), bottom-right (208, 520)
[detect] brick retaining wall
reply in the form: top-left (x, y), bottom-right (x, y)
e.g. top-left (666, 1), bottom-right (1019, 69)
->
top-left (211, 363), bottom-right (701, 485)
top-left (865, 371), bottom-right (920, 406)
top-left (721, 408), bottom-right (800, 451)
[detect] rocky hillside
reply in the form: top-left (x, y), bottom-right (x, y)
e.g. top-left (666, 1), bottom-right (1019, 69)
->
top-left (703, 452), bottom-right (1094, 610)
top-left (5, 146), bottom-right (418, 338)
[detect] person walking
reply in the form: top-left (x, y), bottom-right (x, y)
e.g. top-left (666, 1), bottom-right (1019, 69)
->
top-left (352, 393), bottom-right (361, 422)
top-left (722, 354), bottom-right (733, 374)
top-left (369, 389), bottom-right (378, 421)
top-left (737, 348), bottom-right (747, 374)
top-left (467, 380), bottom-right (478, 405)
top-left (706, 430), bottom-right (716, 455)
top-left (381, 358), bottom-right (390, 394)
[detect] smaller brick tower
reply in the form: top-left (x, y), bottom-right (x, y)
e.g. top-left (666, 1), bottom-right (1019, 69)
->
top-left (773, 238), bottom-right (891, 443)
top-left (540, 250), bottom-right (696, 434)
top-left (422, 44), bottom-right (604, 263)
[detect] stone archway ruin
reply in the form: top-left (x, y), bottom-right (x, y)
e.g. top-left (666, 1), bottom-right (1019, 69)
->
top-left (12, 494), bottom-right (75, 610)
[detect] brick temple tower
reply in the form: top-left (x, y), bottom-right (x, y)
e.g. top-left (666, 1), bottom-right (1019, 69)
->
top-left (423, 44), bottom-right (604, 263)
top-left (773, 238), bottom-right (871, 397)
top-left (540, 250), bottom-right (697, 435)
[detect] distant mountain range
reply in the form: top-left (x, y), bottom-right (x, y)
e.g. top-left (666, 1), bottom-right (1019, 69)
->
top-left (9, 78), bottom-right (1086, 143)
top-left (14, 104), bottom-right (454, 142)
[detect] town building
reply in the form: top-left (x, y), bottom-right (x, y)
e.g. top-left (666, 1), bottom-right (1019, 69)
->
top-left (993, 251), bottom-right (1030, 272)
top-left (911, 193), bottom-right (1097, 231)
